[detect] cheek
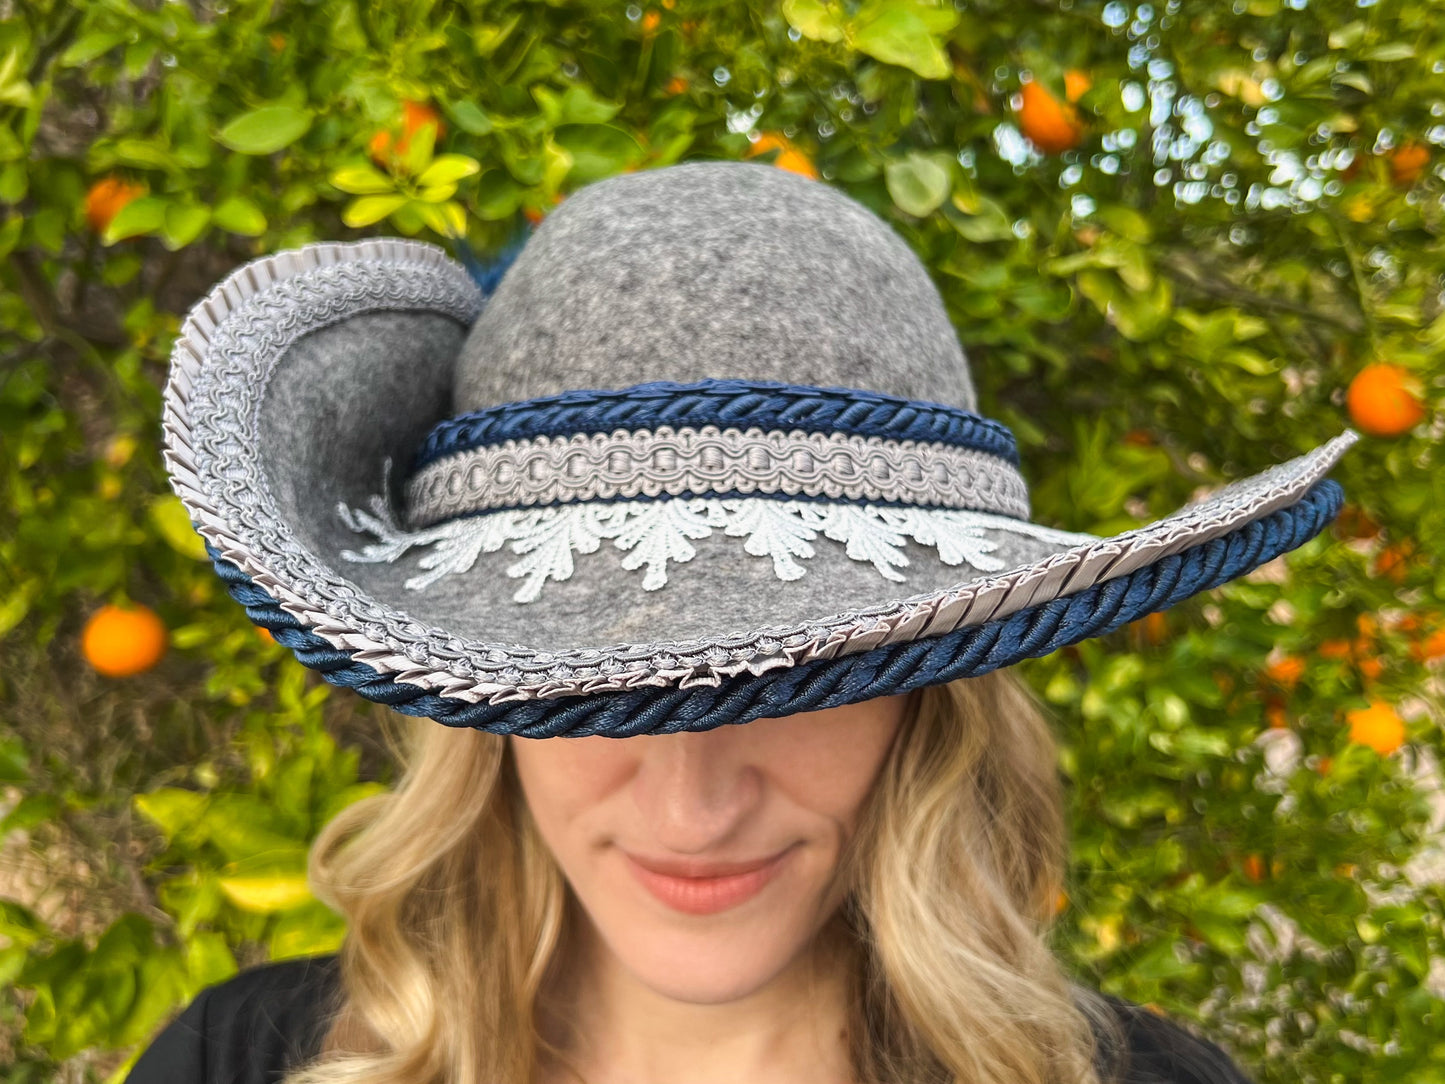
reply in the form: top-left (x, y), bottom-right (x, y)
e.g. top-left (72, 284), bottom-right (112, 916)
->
top-left (760, 705), bottom-right (904, 830)
top-left (508, 736), bottom-right (636, 849)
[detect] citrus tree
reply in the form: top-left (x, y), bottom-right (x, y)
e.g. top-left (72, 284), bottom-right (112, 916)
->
top-left (1, 0), bottom-right (1442, 1081)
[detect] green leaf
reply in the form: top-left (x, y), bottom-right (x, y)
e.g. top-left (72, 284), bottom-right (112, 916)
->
top-left (0, 581), bottom-right (36, 639)
top-left (473, 14), bottom-right (522, 57)
top-left (1364, 42), bottom-right (1415, 62)
top-left (102, 196), bottom-right (167, 243)
top-left (948, 193), bottom-right (1015, 242)
top-left (0, 161), bottom-right (25, 202)
top-left (1093, 204), bottom-right (1153, 243)
top-left (415, 200), bottom-right (466, 238)
top-left (534, 84), bottom-right (624, 126)
top-left (111, 137), bottom-right (174, 170)
top-left (0, 736), bottom-right (28, 783)
top-left (541, 137), bottom-right (574, 196)
top-left (0, 49), bottom-right (33, 107)
top-left (134, 788), bottom-right (207, 840)
top-left (342, 195), bottom-right (407, 227)
top-left (269, 901), bottom-right (347, 960)
top-left (1327, 22), bottom-right (1366, 49)
top-left (216, 105), bottom-right (314, 155)
top-left (218, 873), bottom-right (313, 913)
top-left (401, 119), bottom-right (437, 177)
top-left (884, 151), bottom-right (952, 217)
top-left (1, 793), bottom-right (60, 833)
top-left (416, 183), bottom-right (458, 203)
top-left (554, 124), bottom-right (644, 183)
top-left (211, 195), bottom-right (267, 236)
top-left (783, 0), bottom-right (846, 42)
top-left (330, 164), bottom-right (395, 195)
top-left (444, 99), bottom-right (494, 136)
top-left (850, 8), bottom-right (950, 80)
top-left (185, 932), bottom-right (238, 988)
top-left (417, 154), bottom-right (481, 187)
top-left (161, 202), bottom-right (210, 251)
top-left (148, 496), bottom-right (210, 559)
top-left (473, 171), bottom-right (524, 220)
top-left (60, 31), bottom-right (129, 67)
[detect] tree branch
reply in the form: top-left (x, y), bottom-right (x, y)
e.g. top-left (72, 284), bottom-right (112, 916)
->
top-left (1157, 251), bottom-right (1363, 335)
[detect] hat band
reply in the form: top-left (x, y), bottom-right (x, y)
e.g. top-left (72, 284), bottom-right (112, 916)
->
top-left (411, 378), bottom-right (1020, 469)
top-left (402, 424), bottom-right (1030, 528)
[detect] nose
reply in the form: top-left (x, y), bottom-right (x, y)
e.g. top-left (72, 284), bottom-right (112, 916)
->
top-left (629, 724), bottom-right (764, 854)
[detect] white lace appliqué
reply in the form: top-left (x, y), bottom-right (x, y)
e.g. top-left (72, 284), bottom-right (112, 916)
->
top-left (338, 470), bottom-right (1095, 604)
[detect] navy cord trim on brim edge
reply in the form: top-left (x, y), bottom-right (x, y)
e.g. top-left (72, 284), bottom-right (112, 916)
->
top-left (212, 478), bottom-right (1342, 738)
top-left (411, 379), bottom-right (1021, 471)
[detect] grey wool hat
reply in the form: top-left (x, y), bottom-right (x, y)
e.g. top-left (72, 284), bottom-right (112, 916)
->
top-left (162, 159), bottom-right (1357, 738)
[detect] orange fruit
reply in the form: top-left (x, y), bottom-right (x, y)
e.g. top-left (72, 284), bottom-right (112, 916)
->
top-left (1315, 755), bottom-right (1333, 776)
top-left (268, 32), bottom-right (286, 52)
top-left (1063, 69), bottom-right (1092, 104)
top-left (1357, 655), bottom-right (1384, 682)
top-left (745, 132), bottom-right (819, 180)
top-left (1345, 701), bottom-right (1406, 756)
top-left (1346, 363), bottom-right (1426, 437)
top-left (1374, 540), bottom-right (1414, 583)
top-left (1054, 889), bottom-right (1068, 915)
top-left (81, 603), bottom-right (168, 678)
top-left (1387, 141), bottom-right (1430, 186)
top-left (1263, 654), bottom-right (1305, 689)
top-left (1016, 80), bottom-right (1085, 154)
top-left (1265, 701), bottom-right (1289, 730)
top-left (664, 75), bottom-right (689, 95)
top-left (369, 100), bottom-right (445, 168)
top-left (1341, 143), bottom-right (1428, 187)
top-left (1242, 854), bottom-right (1266, 882)
top-left (1333, 503), bottom-right (1382, 540)
top-left (641, 9), bottom-right (661, 33)
top-left (84, 176), bottom-right (148, 234)
top-left (1411, 627), bottom-right (1445, 663)
top-left (1130, 610), bottom-right (1168, 647)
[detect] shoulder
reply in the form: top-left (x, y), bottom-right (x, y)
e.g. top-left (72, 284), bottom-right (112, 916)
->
top-left (1095, 992), bottom-right (1257, 1084)
top-left (125, 954), bottom-right (341, 1084)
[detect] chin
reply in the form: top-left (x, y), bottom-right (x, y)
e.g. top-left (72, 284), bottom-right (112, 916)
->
top-left (607, 919), bottom-right (810, 1004)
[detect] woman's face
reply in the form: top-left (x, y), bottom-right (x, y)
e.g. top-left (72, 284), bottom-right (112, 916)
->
top-left (509, 695), bottom-right (910, 1005)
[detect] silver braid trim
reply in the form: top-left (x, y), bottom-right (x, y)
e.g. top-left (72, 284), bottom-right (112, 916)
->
top-left (404, 426), bottom-right (1032, 526)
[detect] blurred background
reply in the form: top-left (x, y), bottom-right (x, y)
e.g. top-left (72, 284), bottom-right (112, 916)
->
top-left (1, 0), bottom-right (1442, 1080)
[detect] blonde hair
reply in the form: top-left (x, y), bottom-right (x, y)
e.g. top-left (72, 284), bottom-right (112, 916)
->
top-left (285, 671), bottom-right (1129, 1084)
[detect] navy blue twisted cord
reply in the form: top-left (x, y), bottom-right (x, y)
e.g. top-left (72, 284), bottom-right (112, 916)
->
top-left (212, 478), bottom-right (1341, 737)
top-left (410, 379), bottom-right (1021, 470)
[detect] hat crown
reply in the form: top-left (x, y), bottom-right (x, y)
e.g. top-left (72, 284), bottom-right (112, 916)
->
top-left (453, 160), bottom-right (977, 414)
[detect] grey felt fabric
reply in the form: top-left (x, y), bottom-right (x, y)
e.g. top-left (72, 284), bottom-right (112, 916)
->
top-left (453, 160), bottom-right (978, 414)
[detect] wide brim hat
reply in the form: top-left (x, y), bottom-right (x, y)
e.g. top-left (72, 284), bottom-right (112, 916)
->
top-left (162, 160), bottom-right (1355, 738)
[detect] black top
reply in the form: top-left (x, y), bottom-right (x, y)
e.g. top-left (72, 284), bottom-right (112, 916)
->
top-left (125, 955), bottom-right (1255, 1084)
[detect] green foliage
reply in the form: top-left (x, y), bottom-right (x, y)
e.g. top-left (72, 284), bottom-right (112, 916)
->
top-left (1, 0), bottom-right (1442, 1080)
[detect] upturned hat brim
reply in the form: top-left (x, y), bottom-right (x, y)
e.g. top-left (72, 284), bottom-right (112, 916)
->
top-left (164, 238), bottom-right (1354, 737)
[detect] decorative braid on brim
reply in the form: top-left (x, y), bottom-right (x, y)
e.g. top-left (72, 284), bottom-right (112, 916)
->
top-left (411, 379), bottom-right (1021, 470)
top-left (216, 478), bottom-right (1342, 738)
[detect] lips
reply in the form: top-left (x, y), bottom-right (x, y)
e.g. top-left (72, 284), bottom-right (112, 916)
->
top-left (623, 846), bottom-right (794, 915)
